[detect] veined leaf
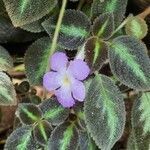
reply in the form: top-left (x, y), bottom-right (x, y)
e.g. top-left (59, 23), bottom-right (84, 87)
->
top-left (39, 98), bottom-right (69, 125)
top-left (17, 103), bottom-right (42, 125)
top-left (48, 122), bottom-right (79, 150)
top-left (85, 37), bottom-right (108, 73)
top-left (42, 9), bottom-right (91, 50)
top-left (127, 92), bottom-right (150, 150)
top-left (4, 126), bottom-right (36, 150)
top-left (92, 12), bottom-right (114, 39)
top-left (0, 45), bottom-right (13, 71)
top-left (108, 35), bottom-right (150, 90)
top-left (84, 74), bottom-right (126, 150)
top-left (0, 72), bottom-right (17, 105)
top-left (3, 0), bottom-right (57, 27)
top-left (125, 15), bottom-right (148, 39)
top-left (91, 0), bottom-right (128, 27)
top-left (25, 37), bottom-right (52, 85)
top-left (33, 120), bottom-right (52, 146)
top-left (79, 131), bottom-right (99, 150)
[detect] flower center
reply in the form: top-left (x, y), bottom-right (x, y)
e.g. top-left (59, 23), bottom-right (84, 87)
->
top-left (63, 74), bottom-right (71, 87)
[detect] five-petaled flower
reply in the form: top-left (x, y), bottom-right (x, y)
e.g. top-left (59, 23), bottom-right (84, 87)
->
top-left (43, 52), bottom-right (90, 108)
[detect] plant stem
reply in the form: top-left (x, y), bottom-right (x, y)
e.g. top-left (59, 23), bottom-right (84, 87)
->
top-left (138, 6), bottom-right (150, 19)
top-left (47, 0), bottom-right (67, 71)
top-left (77, 0), bottom-right (85, 10)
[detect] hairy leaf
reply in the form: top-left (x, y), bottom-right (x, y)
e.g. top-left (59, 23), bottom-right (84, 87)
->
top-left (127, 92), bottom-right (150, 150)
top-left (3, 0), bottom-right (57, 27)
top-left (33, 120), bottom-right (52, 146)
top-left (108, 35), bottom-right (150, 90)
top-left (125, 15), bottom-right (148, 39)
top-left (0, 72), bottom-right (17, 105)
top-left (39, 98), bottom-right (69, 125)
top-left (85, 37), bottom-right (108, 73)
top-left (0, 45), bottom-right (13, 71)
top-left (92, 12), bottom-right (114, 39)
top-left (79, 131), bottom-right (98, 150)
top-left (48, 122), bottom-right (79, 150)
top-left (4, 126), bottom-right (36, 150)
top-left (25, 37), bottom-right (52, 85)
top-left (17, 103), bottom-right (42, 125)
top-left (91, 0), bottom-right (128, 27)
top-left (84, 74), bottom-right (126, 150)
top-left (42, 9), bottom-right (91, 50)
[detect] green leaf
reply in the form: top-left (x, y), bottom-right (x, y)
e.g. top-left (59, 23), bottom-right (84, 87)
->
top-left (39, 98), bottom-right (69, 125)
top-left (42, 9), bottom-right (91, 50)
top-left (33, 120), bottom-right (52, 146)
top-left (79, 131), bottom-right (99, 150)
top-left (48, 122), bottom-right (79, 150)
top-left (17, 103), bottom-right (42, 125)
top-left (91, 0), bottom-right (128, 27)
top-left (85, 37), bottom-right (108, 73)
top-left (0, 72), bottom-right (17, 105)
top-left (92, 12), bottom-right (114, 39)
top-left (125, 15), bottom-right (148, 39)
top-left (84, 74), bottom-right (126, 150)
top-left (108, 35), bottom-right (150, 90)
top-left (3, 0), bottom-right (57, 27)
top-left (127, 92), bottom-right (150, 150)
top-left (25, 37), bottom-right (52, 85)
top-left (4, 126), bottom-right (36, 150)
top-left (0, 45), bottom-right (13, 71)
top-left (0, 16), bottom-right (41, 43)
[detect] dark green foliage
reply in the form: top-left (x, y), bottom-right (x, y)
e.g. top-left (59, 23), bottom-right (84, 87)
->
top-left (0, 72), bottom-right (17, 105)
top-left (42, 9), bottom-right (91, 50)
top-left (48, 122), bottom-right (79, 150)
top-left (17, 103), bottom-right (42, 125)
top-left (4, 126), bottom-right (36, 150)
top-left (91, 0), bottom-right (128, 27)
top-left (39, 98), bottom-right (70, 125)
top-left (85, 37), bottom-right (108, 73)
top-left (0, 45), bottom-right (13, 71)
top-left (127, 92), bottom-right (150, 149)
top-left (25, 37), bottom-right (52, 85)
top-left (3, 0), bottom-right (57, 26)
top-left (84, 74), bottom-right (126, 150)
top-left (92, 12), bottom-right (114, 39)
top-left (33, 120), bottom-right (52, 146)
top-left (108, 35), bottom-right (150, 90)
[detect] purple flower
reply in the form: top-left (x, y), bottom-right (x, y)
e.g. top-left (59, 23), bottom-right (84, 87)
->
top-left (43, 52), bottom-right (90, 108)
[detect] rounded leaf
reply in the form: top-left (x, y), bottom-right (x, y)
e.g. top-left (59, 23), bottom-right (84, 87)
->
top-left (108, 35), bottom-right (150, 90)
top-left (39, 98), bottom-right (70, 125)
top-left (3, 0), bottom-right (57, 26)
top-left (48, 122), bottom-right (79, 150)
top-left (42, 9), bottom-right (91, 50)
top-left (17, 103), bottom-right (42, 125)
top-left (84, 74), bottom-right (126, 150)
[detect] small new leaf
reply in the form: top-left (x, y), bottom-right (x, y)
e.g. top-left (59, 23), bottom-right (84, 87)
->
top-left (92, 12), bottom-right (114, 39)
top-left (3, 0), bottom-right (57, 26)
top-left (0, 45), bottom-right (13, 71)
top-left (4, 126), bottom-right (36, 150)
top-left (91, 0), bottom-right (128, 27)
top-left (17, 103), bottom-right (42, 125)
top-left (39, 98), bottom-right (69, 125)
top-left (42, 9), bottom-right (91, 50)
top-left (0, 72), bottom-right (17, 105)
top-left (33, 120), bottom-right (52, 146)
top-left (84, 74), bottom-right (126, 150)
top-left (48, 122), bottom-right (79, 150)
top-left (109, 35), bottom-right (150, 90)
top-left (85, 37), bottom-right (108, 73)
top-left (125, 15), bottom-right (148, 39)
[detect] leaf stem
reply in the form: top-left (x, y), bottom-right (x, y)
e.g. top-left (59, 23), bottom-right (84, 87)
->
top-left (47, 0), bottom-right (67, 71)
